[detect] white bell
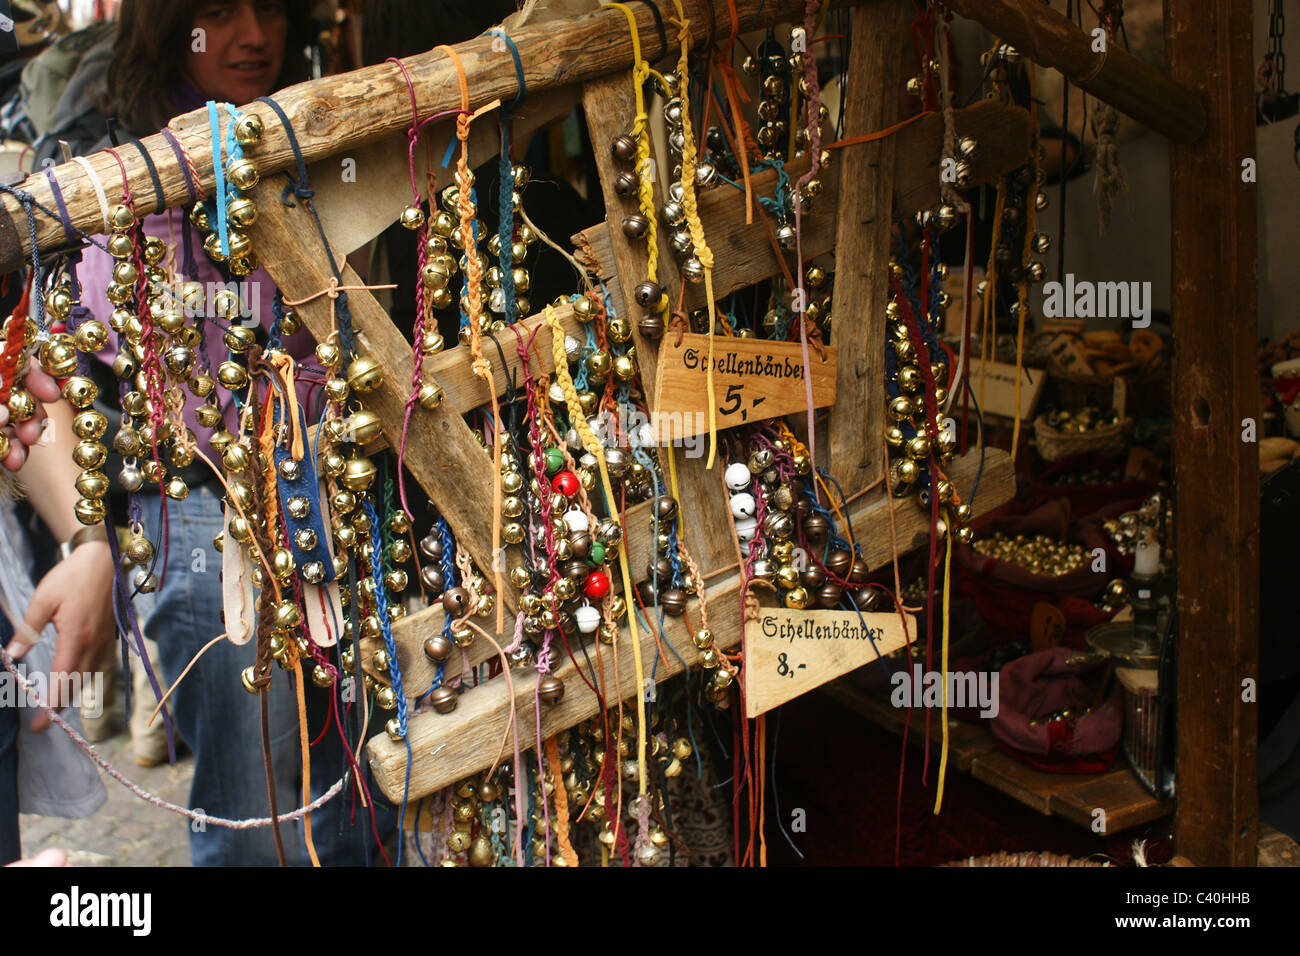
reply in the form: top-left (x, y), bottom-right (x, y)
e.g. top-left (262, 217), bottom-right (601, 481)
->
top-left (725, 461), bottom-right (752, 491)
top-left (730, 492), bottom-right (756, 519)
top-left (735, 516), bottom-right (758, 543)
top-left (564, 335), bottom-right (582, 361)
top-left (549, 382), bottom-right (566, 404)
top-left (563, 508), bottom-right (589, 534)
top-left (575, 603), bottom-right (601, 634)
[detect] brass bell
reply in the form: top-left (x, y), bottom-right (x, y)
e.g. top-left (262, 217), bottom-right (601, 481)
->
top-left (538, 674), bottom-right (565, 704)
top-left (74, 498), bottom-right (105, 525)
top-left (424, 634), bottom-right (454, 663)
top-left (72, 440), bottom-right (107, 470)
top-left (375, 686), bottom-right (397, 710)
top-left (165, 476), bottom-right (190, 501)
top-left (227, 158), bottom-right (260, 191)
top-left (75, 470), bottom-right (109, 500)
top-left (347, 409), bottom-right (383, 445)
top-left (418, 382), bottom-right (444, 409)
top-left (346, 356), bottom-right (383, 392)
top-left (339, 457), bottom-right (377, 492)
top-left (229, 197), bottom-right (258, 228)
top-left (233, 112), bottom-right (264, 146)
top-left (429, 685), bottom-right (458, 714)
top-left (400, 204), bottom-right (426, 230)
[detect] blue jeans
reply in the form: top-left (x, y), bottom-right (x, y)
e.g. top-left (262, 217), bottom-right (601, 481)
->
top-left (0, 614), bottom-right (19, 865)
top-left (137, 485), bottom-right (387, 866)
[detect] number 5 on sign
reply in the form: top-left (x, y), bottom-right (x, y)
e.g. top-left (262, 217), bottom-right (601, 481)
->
top-left (652, 334), bottom-right (837, 440)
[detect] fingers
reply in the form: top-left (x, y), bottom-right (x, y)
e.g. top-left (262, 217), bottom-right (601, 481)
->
top-left (1, 436), bottom-right (26, 472)
top-left (24, 366), bottom-right (62, 403)
top-left (12, 414), bottom-right (48, 449)
top-left (6, 848), bottom-right (69, 867)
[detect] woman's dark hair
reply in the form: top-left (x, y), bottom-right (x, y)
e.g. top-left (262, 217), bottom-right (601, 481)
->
top-left (361, 0), bottom-right (518, 66)
top-left (103, 0), bottom-right (313, 134)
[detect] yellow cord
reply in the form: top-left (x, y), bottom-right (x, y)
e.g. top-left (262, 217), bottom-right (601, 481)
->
top-left (668, 0), bottom-right (721, 469)
top-left (605, 3), bottom-right (663, 297)
top-left (545, 306), bottom-right (649, 797)
top-left (933, 531), bottom-right (952, 815)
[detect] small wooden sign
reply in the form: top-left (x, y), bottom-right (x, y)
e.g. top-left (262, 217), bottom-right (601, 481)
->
top-left (743, 607), bottom-right (916, 718)
top-left (651, 333), bottom-right (836, 441)
top-left (969, 358), bottom-right (1046, 421)
top-left (1046, 333), bottom-right (1092, 377)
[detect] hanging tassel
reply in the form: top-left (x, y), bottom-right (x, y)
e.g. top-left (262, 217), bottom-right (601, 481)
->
top-left (1092, 103), bottom-right (1128, 236)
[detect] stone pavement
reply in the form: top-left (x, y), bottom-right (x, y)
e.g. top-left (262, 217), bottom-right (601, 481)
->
top-left (18, 678), bottom-right (194, 867)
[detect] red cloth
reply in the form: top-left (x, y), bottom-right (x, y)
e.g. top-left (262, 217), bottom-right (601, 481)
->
top-left (991, 648), bottom-right (1122, 773)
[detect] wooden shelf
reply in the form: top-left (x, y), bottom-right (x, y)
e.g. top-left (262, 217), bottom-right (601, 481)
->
top-left (822, 677), bottom-right (1172, 834)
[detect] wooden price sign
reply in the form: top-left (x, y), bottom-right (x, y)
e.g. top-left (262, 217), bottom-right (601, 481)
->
top-left (743, 607), bottom-right (916, 718)
top-left (651, 333), bottom-right (837, 440)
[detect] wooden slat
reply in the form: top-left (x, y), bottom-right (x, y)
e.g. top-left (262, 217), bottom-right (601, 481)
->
top-left (1049, 770), bottom-right (1172, 834)
top-left (945, 0), bottom-right (1204, 142)
top-left (366, 447), bottom-right (1014, 801)
top-left (247, 183), bottom-right (520, 613)
top-left (0, 0), bottom-right (872, 273)
top-left (827, 1), bottom-right (907, 495)
top-left (1167, 0), bottom-right (1259, 868)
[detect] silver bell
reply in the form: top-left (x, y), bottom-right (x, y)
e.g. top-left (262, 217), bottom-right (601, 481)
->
top-left (682, 257), bottom-right (705, 283)
top-left (119, 464), bottom-right (144, 493)
top-left (133, 567), bottom-right (159, 594)
top-left (776, 224), bottom-right (797, 248)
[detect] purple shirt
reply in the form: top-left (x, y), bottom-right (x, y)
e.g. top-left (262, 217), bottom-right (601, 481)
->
top-left (80, 209), bottom-right (319, 454)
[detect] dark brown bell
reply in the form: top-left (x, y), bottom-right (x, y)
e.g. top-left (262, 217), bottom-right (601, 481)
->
top-left (659, 588), bottom-right (687, 616)
top-left (825, 549), bottom-right (853, 579)
top-left (614, 171), bottom-right (639, 195)
top-left (564, 558), bottom-right (589, 580)
top-left (420, 566), bottom-right (445, 593)
top-left (622, 214), bottom-right (650, 240)
top-left (637, 313), bottom-right (665, 340)
top-left (634, 281), bottom-right (665, 308)
top-left (637, 580), bottom-right (657, 607)
top-left (648, 556), bottom-right (673, 580)
top-left (803, 513), bottom-right (830, 540)
top-left (420, 534), bottom-right (443, 559)
top-left (817, 583), bottom-right (843, 608)
top-left (853, 587), bottom-right (883, 611)
top-left (570, 532), bottom-right (593, 558)
top-left (801, 566), bottom-right (826, 590)
top-left (424, 633), bottom-right (454, 663)
top-left (442, 586), bottom-right (470, 617)
top-left (429, 685), bottom-right (458, 714)
top-left (848, 558), bottom-right (870, 585)
top-left (611, 135), bottom-right (638, 161)
top-left (654, 495), bottom-right (678, 521)
top-left (538, 673), bottom-right (566, 704)
top-left (796, 497), bottom-right (813, 519)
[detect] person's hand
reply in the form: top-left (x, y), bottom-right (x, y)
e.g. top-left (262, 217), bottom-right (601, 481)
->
top-left (0, 365), bottom-right (61, 472)
top-left (5, 540), bottom-right (116, 731)
top-left (5, 848), bottom-right (69, 867)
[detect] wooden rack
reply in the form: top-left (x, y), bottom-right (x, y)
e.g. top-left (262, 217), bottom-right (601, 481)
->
top-left (0, 0), bottom-right (1255, 867)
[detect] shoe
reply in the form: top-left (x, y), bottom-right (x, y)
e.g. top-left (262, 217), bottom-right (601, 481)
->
top-left (130, 637), bottom-right (180, 765)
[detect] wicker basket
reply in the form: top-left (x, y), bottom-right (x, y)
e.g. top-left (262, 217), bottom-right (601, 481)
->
top-left (1033, 415), bottom-right (1130, 462)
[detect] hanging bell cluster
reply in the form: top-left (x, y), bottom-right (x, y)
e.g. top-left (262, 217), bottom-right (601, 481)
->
top-left (194, 111), bottom-right (264, 276)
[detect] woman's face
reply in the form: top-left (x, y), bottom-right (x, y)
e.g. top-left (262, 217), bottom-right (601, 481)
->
top-left (186, 1), bottom-right (289, 105)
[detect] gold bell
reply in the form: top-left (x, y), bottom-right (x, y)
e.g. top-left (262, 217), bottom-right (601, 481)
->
top-left (227, 158), bottom-right (260, 191)
top-left (74, 498), bottom-right (105, 526)
top-left (400, 205), bottom-right (426, 230)
top-left (339, 457), bottom-right (377, 492)
top-left (418, 382), bottom-right (444, 409)
top-left (346, 356), bottom-right (383, 393)
top-left (233, 112), bottom-right (264, 146)
top-left (346, 409), bottom-right (384, 445)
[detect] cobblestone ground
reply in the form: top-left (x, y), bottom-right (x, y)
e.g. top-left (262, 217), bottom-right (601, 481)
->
top-left (18, 671), bottom-right (194, 867)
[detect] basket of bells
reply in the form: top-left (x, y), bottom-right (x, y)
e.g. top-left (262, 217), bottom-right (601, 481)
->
top-left (1033, 405), bottom-right (1131, 463)
top-left (1045, 329), bottom-right (1169, 418)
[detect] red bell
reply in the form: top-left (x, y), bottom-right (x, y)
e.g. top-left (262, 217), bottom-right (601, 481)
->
top-left (552, 470), bottom-right (580, 496)
top-left (583, 570), bottom-right (611, 599)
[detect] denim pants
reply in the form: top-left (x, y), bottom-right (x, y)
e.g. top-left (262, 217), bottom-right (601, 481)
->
top-left (0, 615), bottom-right (19, 865)
top-left (136, 485), bottom-right (386, 866)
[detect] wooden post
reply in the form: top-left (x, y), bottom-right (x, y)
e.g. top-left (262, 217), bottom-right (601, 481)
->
top-left (1166, 0), bottom-right (1259, 867)
top-left (944, 0), bottom-right (1205, 143)
top-left (827, 1), bottom-right (907, 493)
